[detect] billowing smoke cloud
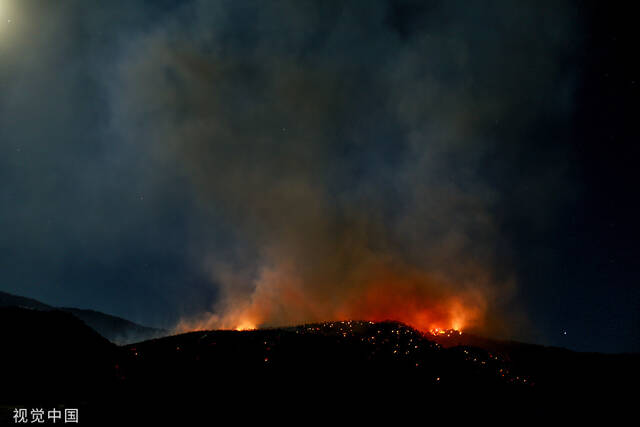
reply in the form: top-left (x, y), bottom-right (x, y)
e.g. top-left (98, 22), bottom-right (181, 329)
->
top-left (109, 1), bottom-right (578, 335)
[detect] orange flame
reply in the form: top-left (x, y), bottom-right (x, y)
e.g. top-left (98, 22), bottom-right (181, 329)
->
top-left (234, 322), bottom-right (257, 331)
top-left (177, 263), bottom-right (488, 335)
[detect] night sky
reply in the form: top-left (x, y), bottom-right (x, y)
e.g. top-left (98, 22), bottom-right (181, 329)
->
top-left (1, 0), bottom-right (637, 353)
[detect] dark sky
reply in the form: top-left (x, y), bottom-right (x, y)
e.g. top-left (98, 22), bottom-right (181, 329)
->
top-left (0, 0), bottom-right (637, 353)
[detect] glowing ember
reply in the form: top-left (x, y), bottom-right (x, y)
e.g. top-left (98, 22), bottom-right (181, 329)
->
top-left (427, 328), bottom-right (463, 338)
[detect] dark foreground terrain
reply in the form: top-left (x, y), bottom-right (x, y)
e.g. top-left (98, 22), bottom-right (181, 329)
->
top-left (1, 306), bottom-right (638, 423)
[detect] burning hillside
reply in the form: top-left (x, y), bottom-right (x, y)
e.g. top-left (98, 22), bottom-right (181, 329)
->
top-left (2, 306), bottom-right (639, 424)
top-left (129, 319), bottom-right (529, 388)
top-left (177, 264), bottom-right (494, 338)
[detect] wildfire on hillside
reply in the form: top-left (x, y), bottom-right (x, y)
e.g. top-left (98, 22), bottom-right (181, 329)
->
top-left (177, 271), bottom-right (487, 336)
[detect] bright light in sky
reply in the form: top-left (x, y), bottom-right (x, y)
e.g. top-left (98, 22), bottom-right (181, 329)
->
top-left (0, 0), bottom-right (17, 22)
top-left (0, 0), bottom-right (18, 42)
top-left (0, 0), bottom-right (10, 26)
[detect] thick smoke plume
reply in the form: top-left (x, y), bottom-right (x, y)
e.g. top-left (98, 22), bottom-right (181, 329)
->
top-left (109, 1), bottom-right (577, 335)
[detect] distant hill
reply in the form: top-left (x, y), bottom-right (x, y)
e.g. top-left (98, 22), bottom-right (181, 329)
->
top-left (0, 291), bottom-right (166, 344)
top-left (0, 290), bottom-right (52, 310)
top-left (59, 307), bottom-right (168, 344)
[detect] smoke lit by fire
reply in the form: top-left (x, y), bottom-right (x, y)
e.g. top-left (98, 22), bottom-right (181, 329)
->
top-left (106, 1), bottom-right (553, 339)
top-left (176, 263), bottom-right (489, 335)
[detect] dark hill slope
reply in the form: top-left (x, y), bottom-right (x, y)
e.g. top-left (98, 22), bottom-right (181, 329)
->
top-left (2, 311), bottom-right (636, 423)
top-left (430, 330), bottom-right (640, 391)
top-left (0, 307), bottom-right (118, 405)
top-left (119, 321), bottom-right (527, 392)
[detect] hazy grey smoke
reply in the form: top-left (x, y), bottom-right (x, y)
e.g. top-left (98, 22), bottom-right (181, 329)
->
top-left (109, 1), bottom-right (577, 334)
